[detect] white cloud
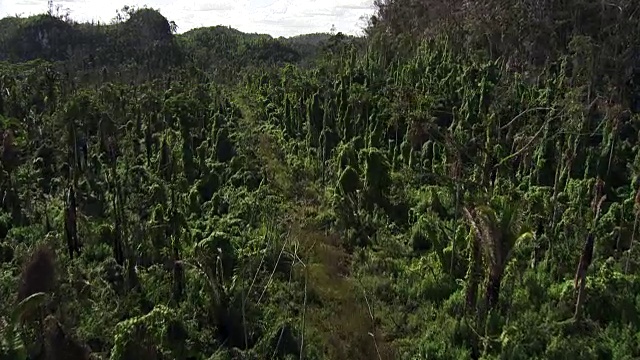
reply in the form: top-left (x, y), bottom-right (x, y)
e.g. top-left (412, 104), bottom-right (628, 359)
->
top-left (0, 0), bottom-right (376, 37)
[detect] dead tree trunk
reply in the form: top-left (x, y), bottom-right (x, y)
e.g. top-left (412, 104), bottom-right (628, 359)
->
top-left (574, 179), bottom-right (604, 321)
top-left (64, 185), bottom-right (80, 259)
top-left (574, 232), bottom-right (594, 321)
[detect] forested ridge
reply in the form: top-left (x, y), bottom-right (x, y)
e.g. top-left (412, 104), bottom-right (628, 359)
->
top-left (1, 1), bottom-right (640, 359)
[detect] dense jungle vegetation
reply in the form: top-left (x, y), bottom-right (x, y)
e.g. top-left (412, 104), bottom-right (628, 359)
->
top-left (1, 0), bottom-right (640, 359)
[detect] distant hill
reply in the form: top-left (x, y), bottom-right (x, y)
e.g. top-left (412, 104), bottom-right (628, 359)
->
top-left (280, 33), bottom-right (332, 64)
top-left (177, 26), bottom-right (337, 79)
top-left (0, 10), bottom-right (360, 83)
top-left (0, 15), bottom-right (79, 62)
top-left (282, 33), bottom-right (332, 46)
top-left (180, 25), bottom-right (271, 42)
top-left (282, 32), bottom-right (365, 65)
top-left (0, 10), bottom-right (181, 76)
top-left (177, 26), bottom-right (301, 74)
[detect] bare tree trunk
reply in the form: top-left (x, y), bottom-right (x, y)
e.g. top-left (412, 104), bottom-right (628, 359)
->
top-left (574, 275), bottom-right (587, 320)
top-left (549, 155), bottom-right (563, 237)
top-left (465, 235), bottom-right (482, 313)
top-left (627, 190), bottom-right (640, 273)
top-left (573, 180), bottom-right (606, 320)
top-left (450, 182), bottom-right (460, 276)
top-left (485, 269), bottom-right (502, 311)
top-left (625, 213), bottom-right (638, 274)
top-left (450, 154), bottom-right (461, 276)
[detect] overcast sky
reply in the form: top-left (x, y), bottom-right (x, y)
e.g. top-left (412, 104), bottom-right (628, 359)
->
top-left (0, 0), bottom-right (376, 37)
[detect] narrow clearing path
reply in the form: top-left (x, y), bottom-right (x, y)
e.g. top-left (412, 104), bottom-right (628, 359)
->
top-left (235, 92), bottom-right (395, 359)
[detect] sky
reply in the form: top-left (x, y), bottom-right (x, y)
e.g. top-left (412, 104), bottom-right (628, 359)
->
top-left (0, 0), bottom-right (377, 37)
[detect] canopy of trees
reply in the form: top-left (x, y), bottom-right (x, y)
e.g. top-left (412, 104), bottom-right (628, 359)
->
top-left (1, 1), bottom-right (640, 359)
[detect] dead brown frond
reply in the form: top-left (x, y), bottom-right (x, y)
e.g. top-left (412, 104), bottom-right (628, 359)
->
top-left (480, 211), bottom-right (502, 269)
top-left (17, 245), bottom-right (56, 302)
top-left (595, 195), bottom-right (607, 220)
top-left (1, 129), bottom-right (17, 173)
top-left (1, 129), bottom-right (14, 157)
top-left (590, 178), bottom-right (606, 222)
top-left (464, 206), bottom-right (501, 269)
top-left (448, 151), bottom-right (462, 180)
top-left (462, 207), bottom-right (483, 311)
top-left (44, 315), bottom-right (90, 360)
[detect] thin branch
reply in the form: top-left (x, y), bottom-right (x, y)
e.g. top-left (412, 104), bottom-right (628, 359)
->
top-left (495, 123), bottom-right (548, 168)
top-left (500, 107), bottom-right (552, 130)
top-left (358, 281), bottom-right (383, 360)
top-left (242, 268), bottom-right (248, 350)
top-left (257, 232), bottom-right (289, 305)
top-left (463, 207), bottom-right (483, 240)
top-left (273, 258), bottom-right (296, 359)
top-left (247, 234), bottom-right (270, 296)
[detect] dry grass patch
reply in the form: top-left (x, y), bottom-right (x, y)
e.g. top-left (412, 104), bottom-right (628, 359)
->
top-left (290, 221), bottom-right (396, 359)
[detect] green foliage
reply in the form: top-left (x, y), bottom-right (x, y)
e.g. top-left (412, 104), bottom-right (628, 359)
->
top-left (0, 292), bottom-right (46, 359)
top-left (1, 1), bottom-right (640, 359)
top-left (111, 305), bottom-right (188, 359)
